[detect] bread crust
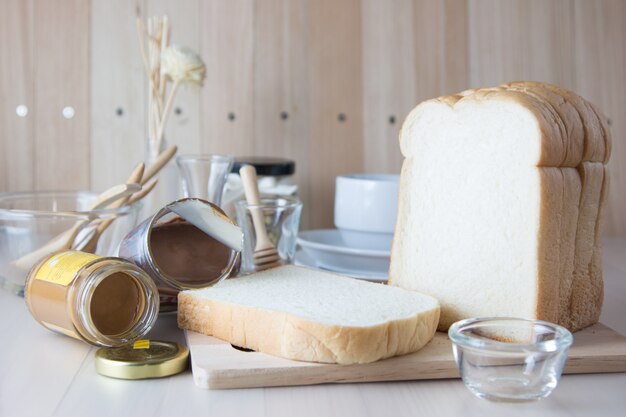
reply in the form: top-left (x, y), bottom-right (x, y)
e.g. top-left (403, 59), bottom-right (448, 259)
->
top-left (503, 82), bottom-right (585, 167)
top-left (567, 162), bottom-right (604, 330)
top-left (588, 166), bottom-right (609, 325)
top-left (517, 82), bottom-right (605, 162)
top-left (588, 101), bottom-right (612, 163)
top-left (557, 168), bottom-right (582, 326)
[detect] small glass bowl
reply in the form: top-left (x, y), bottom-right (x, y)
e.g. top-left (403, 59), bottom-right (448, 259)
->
top-left (449, 317), bottom-right (573, 402)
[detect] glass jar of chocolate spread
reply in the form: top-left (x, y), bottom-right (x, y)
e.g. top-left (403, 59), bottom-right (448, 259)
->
top-left (118, 199), bottom-right (243, 310)
top-left (25, 251), bottom-right (159, 347)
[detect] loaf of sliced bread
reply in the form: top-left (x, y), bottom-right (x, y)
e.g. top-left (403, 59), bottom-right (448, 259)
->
top-left (178, 265), bottom-right (440, 364)
top-left (390, 82), bottom-right (610, 332)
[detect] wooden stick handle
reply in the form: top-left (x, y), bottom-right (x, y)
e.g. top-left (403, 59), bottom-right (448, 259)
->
top-left (239, 165), bottom-right (273, 249)
top-left (127, 162), bottom-right (146, 188)
top-left (127, 177), bottom-right (158, 205)
top-left (142, 144), bottom-right (177, 184)
top-left (87, 183), bottom-right (142, 211)
top-left (74, 145), bottom-right (175, 254)
top-left (81, 175), bottom-right (157, 253)
top-left (103, 162), bottom-right (145, 211)
top-left (94, 178), bottom-right (158, 236)
top-left (240, 165), bottom-right (261, 205)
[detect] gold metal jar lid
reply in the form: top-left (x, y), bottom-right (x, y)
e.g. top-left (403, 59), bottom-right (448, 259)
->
top-left (95, 340), bottom-right (189, 379)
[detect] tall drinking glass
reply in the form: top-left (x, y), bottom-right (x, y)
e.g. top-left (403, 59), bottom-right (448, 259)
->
top-left (176, 155), bottom-right (234, 207)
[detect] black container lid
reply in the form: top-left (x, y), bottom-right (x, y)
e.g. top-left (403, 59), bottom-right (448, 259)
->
top-left (231, 157), bottom-right (296, 176)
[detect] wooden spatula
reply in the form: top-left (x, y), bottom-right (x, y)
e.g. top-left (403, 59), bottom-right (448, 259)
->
top-left (239, 165), bottom-right (282, 270)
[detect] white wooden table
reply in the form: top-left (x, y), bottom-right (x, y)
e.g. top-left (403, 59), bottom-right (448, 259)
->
top-left (1, 239), bottom-right (625, 417)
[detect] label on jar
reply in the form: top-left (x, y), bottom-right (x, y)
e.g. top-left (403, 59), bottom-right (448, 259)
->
top-left (34, 251), bottom-right (101, 286)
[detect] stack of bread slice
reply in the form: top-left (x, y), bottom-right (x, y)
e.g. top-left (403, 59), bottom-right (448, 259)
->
top-left (389, 81), bottom-right (611, 332)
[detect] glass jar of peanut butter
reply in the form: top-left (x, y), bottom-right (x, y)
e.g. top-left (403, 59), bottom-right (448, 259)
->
top-left (25, 251), bottom-right (159, 347)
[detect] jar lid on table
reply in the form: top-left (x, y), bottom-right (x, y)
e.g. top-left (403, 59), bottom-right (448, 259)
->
top-left (95, 340), bottom-right (189, 379)
top-left (231, 157), bottom-right (295, 176)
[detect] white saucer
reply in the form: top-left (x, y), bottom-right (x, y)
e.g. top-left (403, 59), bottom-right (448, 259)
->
top-left (295, 249), bottom-right (387, 282)
top-left (297, 229), bottom-right (392, 255)
top-left (296, 229), bottom-right (392, 278)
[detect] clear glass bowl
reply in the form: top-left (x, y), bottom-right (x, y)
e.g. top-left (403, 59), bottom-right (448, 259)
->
top-left (0, 191), bottom-right (141, 296)
top-left (449, 317), bottom-right (573, 402)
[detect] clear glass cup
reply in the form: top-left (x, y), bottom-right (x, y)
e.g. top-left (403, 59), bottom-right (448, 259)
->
top-left (0, 191), bottom-right (141, 296)
top-left (176, 154), bottom-right (234, 207)
top-left (235, 195), bottom-right (302, 274)
top-left (449, 317), bottom-right (573, 402)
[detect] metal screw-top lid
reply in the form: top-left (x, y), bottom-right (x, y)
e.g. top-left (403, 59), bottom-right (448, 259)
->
top-left (95, 340), bottom-right (189, 379)
top-left (231, 157), bottom-right (295, 176)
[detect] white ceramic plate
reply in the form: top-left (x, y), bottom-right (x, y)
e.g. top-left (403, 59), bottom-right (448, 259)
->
top-left (294, 249), bottom-right (387, 282)
top-left (296, 229), bottom-right (392, 275)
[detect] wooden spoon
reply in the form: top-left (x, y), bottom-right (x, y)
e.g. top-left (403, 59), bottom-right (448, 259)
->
top-left (141, 145), bottom-right (177, 184)
top-left (239, 165), bottom-right (282, 270)
top-left (78, 178), bottom-right (158, 253)
top-left (11, 183), bottom-right (141, 271)
top-left (73, 162), bottom-right (145, 252)
top-left (77, 145), bottom-right (177, 253)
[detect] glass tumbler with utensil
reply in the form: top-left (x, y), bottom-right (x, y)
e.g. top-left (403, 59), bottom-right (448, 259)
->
top-left (235, 196), bottom-right (302, 274)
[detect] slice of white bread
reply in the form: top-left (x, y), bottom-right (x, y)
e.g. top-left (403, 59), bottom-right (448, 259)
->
top-left (390, 82), bottom-right (610, 332)
top-left (558, 168), bottom-right (583, 326)
top-left (178, 265), bottom-right (440, 364)
top-left (568, 162), bottom-right (604, 329)
top-left (588, 108), bottom-right (612, 327)
top-left (588, 166), bottom-right (609, 322)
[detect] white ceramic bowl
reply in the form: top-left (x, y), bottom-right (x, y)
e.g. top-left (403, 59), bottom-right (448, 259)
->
top-left (334, 174), bottom-right (399, 234)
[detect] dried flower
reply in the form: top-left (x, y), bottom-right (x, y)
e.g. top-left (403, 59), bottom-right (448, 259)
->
top-left (161, 45), bottom-right (206, 86)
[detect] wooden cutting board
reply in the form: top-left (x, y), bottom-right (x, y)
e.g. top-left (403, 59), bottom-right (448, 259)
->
top-left (185, 322), bottom-right (626, 389)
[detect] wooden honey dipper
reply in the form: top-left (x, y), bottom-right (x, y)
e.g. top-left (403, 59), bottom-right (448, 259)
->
top-left (239, 165), bottom-right (282, 271)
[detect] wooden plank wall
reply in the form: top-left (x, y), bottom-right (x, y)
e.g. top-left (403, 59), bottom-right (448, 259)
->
top-left (1, 0), bottom-right (624, 235)
top-left (0, 0), bottom-right (34, 193)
